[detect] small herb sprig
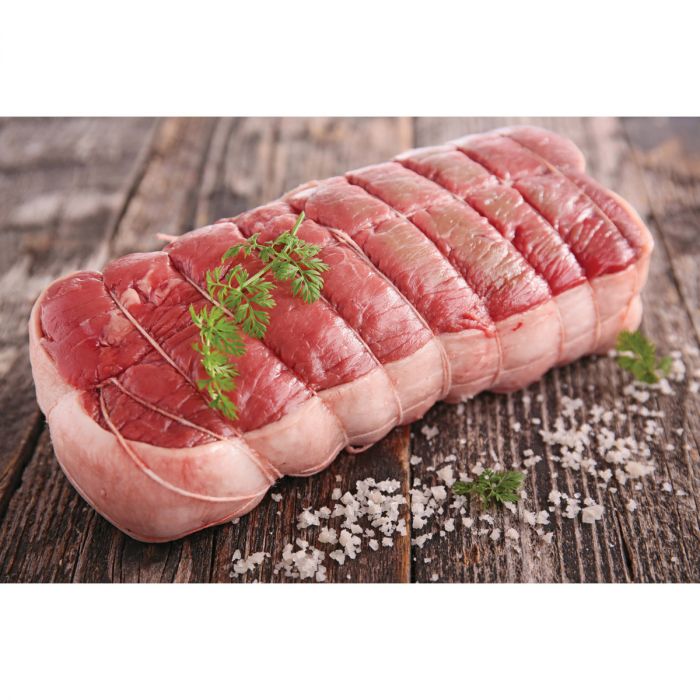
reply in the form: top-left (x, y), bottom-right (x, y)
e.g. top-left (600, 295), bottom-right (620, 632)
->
top-left (615, 330), bottom-right (671, 384)
top-left (452, 469), bottom-right (525, 509)
top-left (189, 212), bottom-right (328, 420)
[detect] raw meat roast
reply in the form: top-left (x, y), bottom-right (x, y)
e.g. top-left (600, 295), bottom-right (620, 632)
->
top-left (29, 127), bottom-right (653, 541)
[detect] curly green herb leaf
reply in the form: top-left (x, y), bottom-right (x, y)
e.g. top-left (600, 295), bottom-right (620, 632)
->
top-left (615, 330), bottom-right (671, 384)
top-left (452, 469), bottom-right (525, 509)
top-left (190, 211), bottom-right (328, 419)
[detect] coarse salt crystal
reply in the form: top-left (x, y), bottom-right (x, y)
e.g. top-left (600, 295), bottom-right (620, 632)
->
top-left (318, 527), bottom-right (338, 545)
top-left (412, 533), bottom-right (433, 549)
top-left (421, 424), bottom-right (440, 440)
top-left (436, 465), bottom-right (456, 487)
top-left (329, 550), bottom-right (345, 566)
top-left (297, 509), bottom-right (320, 529)
top-left (625, 461), bottom-right (655, 478)
top-left (431, 485), bottom-right (447, 501)
top-left (581, 504), bottom-right (605, 524)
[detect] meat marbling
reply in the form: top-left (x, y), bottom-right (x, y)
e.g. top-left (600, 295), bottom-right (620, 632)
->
top-left (28, 127), bottom-right (653, 542)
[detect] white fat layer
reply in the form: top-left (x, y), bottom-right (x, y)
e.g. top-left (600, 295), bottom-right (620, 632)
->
top-left (241, 395), bottom-right (346, 477)
top-left (491, 299), bottom-right (561, 392)
top-left (590, 266), bottom-right (639, 352)
top-left (318, 366), bottom-right (399, 446)
top-left (439, 328), bottom-right (500, 401)
top-left (383, 337), bottom-right (445, 423)
top-left (554, 283), bottom-right (599, 365)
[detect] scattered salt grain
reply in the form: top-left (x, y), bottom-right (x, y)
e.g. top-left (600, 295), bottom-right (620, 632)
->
top-left (329, 550), bottom-right (345, 566)
top-left (297, 509), bottom-right (320, 530)
top-left (318, 527), bottom-right (338, 545)
top-left (430, 485), bottom-right (447, 501)
top-left (412, 533), bottom-right (433, 549)
top-left (421, 424), bottom-right (440, 440)
top-left (436, 465), bottom-right (456, 487)
top-left (581, 503), bottom-right (605, 524)
top-left (231, 550), bottom-right (270, 577)
top-left (536, 510), bottom-right (550, 526)
top-left (625, 461), bottom-right (655, 479)
top-left (548, 489), bottom-right (562, 507)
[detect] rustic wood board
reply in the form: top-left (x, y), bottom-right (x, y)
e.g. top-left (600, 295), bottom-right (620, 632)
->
top-left (0, 117), bottom-right (697, 582)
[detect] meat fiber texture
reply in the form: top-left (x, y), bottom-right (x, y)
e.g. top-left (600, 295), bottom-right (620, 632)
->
top-left (29, 127), bottom-right (653, 542)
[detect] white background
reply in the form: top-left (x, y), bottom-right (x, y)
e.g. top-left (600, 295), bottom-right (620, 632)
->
top-left (1, 1), bottom-right (697, 698)
top-left (2, 0), bottom-right (699, 115)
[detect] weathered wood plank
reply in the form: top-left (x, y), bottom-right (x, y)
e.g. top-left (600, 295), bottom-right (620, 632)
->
top-left (0, 117), bottom-right (414, 583)
top-left (196, 117), bottom-right (414, 583)
top-left (622, 118), bottom-right (700, 345)
top-left (0, 118), bottom-right (697, 583)
top-left (0, 118), bottom-right (218, 582)
top-left (581, 118), bottom-right (699, 582)
top-left (409, 117), bottom-right (699, 582)
top-left (0, 118), bottom-right (156, 531)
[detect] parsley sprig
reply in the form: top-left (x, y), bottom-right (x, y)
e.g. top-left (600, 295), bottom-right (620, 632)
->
top-left (453, 469), bottom-right (525, 509)
top-left (189, 212), bottom-right (328, 420)
top-left (615, 330), bottom-right (671, 384)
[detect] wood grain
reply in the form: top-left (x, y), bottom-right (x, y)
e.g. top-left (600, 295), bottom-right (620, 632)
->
top-left (0, 118), bottom-right (155, 526)
top-left (0, 118), bottom-right (697, 582)
top-left (197, 118), bottom-right (414, 584)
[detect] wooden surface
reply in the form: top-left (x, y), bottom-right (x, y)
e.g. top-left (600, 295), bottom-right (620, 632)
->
top-left (0, 117), bottom-right (697, 583)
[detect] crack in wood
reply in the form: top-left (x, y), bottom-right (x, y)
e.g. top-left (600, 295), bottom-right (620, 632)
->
top-left (0, 414), bottom-right (43, 526)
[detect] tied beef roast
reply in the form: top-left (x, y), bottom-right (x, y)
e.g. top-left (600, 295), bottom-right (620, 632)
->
top-left (29, 127), bottom-right (653, 542)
